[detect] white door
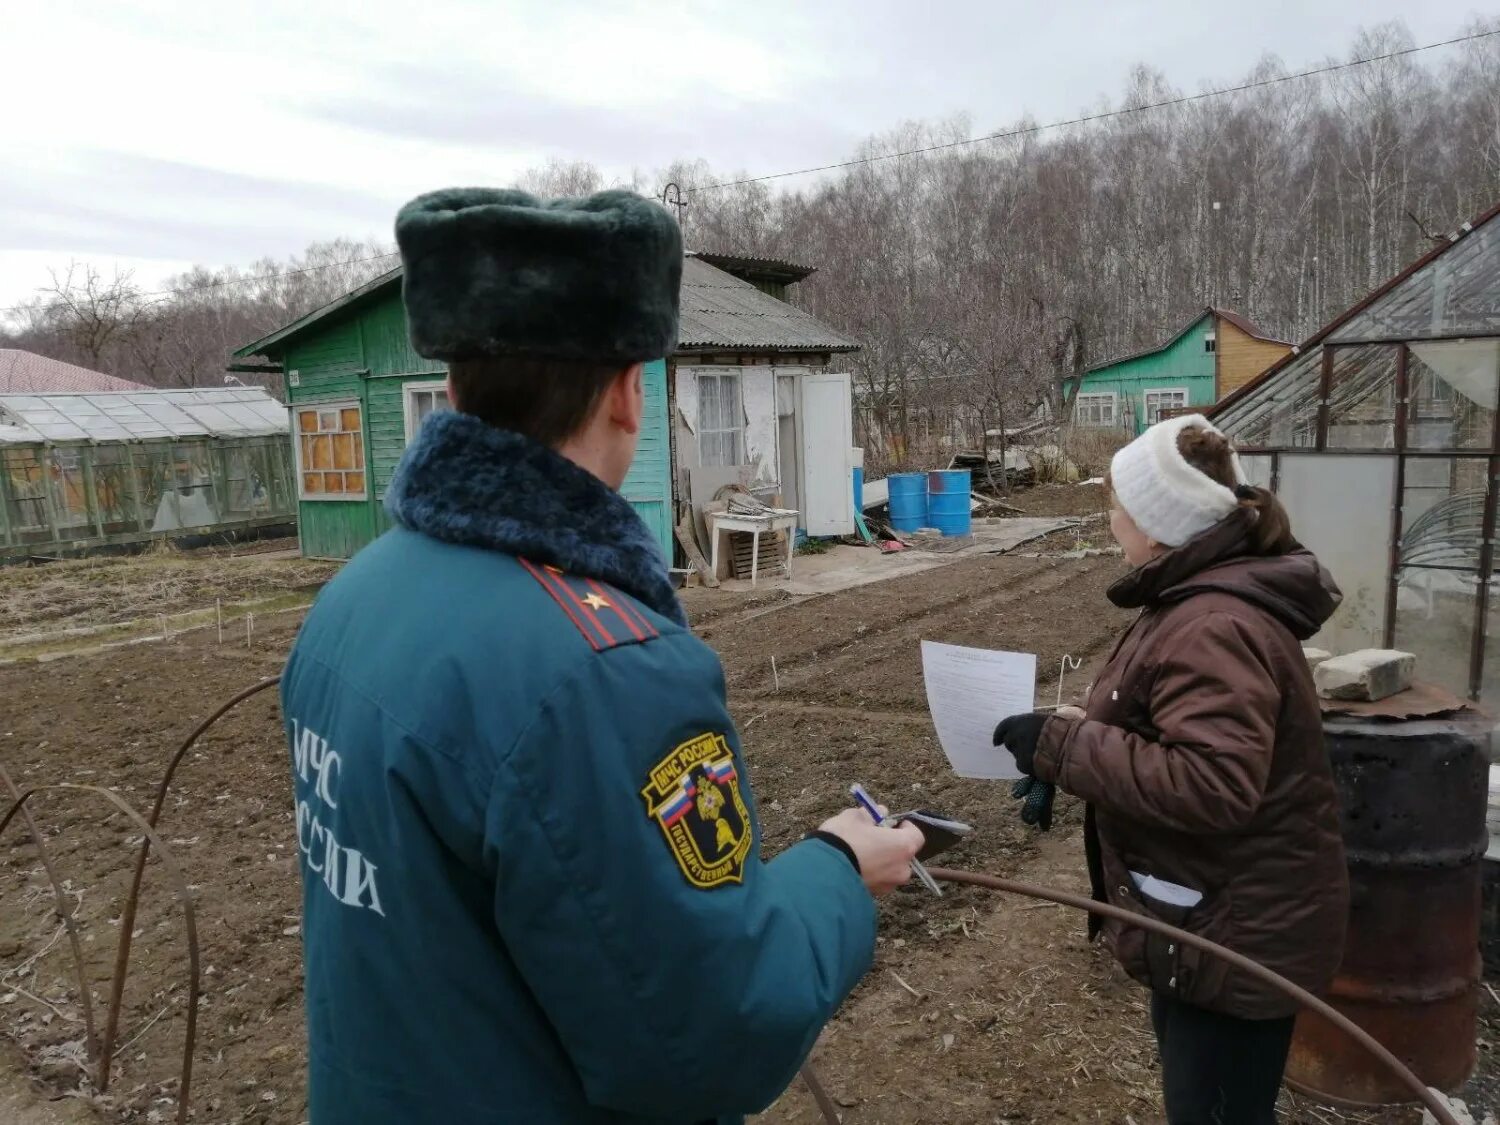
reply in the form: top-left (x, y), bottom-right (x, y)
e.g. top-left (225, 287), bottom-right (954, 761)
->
top-left (799, 372), bottom-right (855, 536)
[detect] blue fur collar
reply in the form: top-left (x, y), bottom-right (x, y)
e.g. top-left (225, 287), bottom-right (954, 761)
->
top-left (385, 411), bottom-right (686, 627)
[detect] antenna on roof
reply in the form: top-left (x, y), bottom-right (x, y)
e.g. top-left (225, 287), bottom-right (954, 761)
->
top-left (659, 183), bottom-right (688, 225)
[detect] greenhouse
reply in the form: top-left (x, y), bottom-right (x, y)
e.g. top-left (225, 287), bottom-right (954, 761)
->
top-left (0, 387), bottom-right (296, 559)
top-left (1213, 202), bottom-right (1500, 704)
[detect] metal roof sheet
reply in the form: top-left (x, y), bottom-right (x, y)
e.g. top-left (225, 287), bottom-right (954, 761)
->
top-left (677, 257), bottom-right (858, 353)
top-left (0, 388), bottom-right (288, 445)
top-left (0, 350), bottom-right (147, 393)
top-left (237, 258), bottom-right (860, 359)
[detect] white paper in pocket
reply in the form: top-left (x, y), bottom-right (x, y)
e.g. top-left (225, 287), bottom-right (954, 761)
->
top-left (1129, 870), bottom-right (1204, 909)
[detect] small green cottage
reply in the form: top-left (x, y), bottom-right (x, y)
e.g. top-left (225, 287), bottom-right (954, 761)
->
top-left (1071, 307), bottom-right (1291, 435)
top-left (234, 253), bottom-right (859, 560)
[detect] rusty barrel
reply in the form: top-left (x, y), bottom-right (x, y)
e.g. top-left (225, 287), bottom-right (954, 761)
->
top-left (1286, 714), bottom-right (1487, 1106)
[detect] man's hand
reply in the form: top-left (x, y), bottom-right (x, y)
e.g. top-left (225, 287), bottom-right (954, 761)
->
top-left (818, 807), bottom-right (925, 896)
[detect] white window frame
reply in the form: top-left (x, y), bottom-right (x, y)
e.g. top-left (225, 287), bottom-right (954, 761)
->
top-left (1074, 392), bottom-right (1118, 428)
top-left (291, 399), bottom-right (368, 502)
top-left (696, 371), bottom-right (746, 467)
top-left (403, 379), bottom-right (451, 442)
top-left (1144, 387), bottom-right (1190, 426)
top-left (1204, 331), bottom-right (1217, 354)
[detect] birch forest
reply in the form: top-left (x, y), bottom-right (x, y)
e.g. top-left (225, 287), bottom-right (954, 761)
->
top-left (6, 19), bottom-right (1500, 461)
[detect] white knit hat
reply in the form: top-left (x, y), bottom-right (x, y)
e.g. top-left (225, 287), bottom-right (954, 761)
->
top-left (1109, 414), bottom-right (1247, 548)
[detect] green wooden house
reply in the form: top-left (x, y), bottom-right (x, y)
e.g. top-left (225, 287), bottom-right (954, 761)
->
top-left (234, 254), bottom-right (859, 561)
top-left (1071, 307), bottom-right (1290, 435)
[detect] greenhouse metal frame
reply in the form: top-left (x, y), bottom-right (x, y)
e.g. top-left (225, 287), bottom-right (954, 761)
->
top-left (1214, 202), bottom-right (1500, 703)
top-left (0, 388), bottom-right (297, 559)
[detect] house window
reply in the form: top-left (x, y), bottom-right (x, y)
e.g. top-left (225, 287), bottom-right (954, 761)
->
top-left (294, 402), bottom-right (366, 500)
top-left (1205, 332), bottom-right (1217, 354)
top-left (1074, 392), bottom-right (1118, 428)
top-left (404, 381), bottom-right (451, 441)
top-left (696, 372), bottom-right (744, 467)
top-left (1145, 388), bottom-right (1190, 426)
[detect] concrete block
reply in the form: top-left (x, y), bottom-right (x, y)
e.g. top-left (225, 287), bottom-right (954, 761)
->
top-left (1315, 649), bottom-right (1416, 702)
top-left (1303, 648), bottom-right (1333, 669)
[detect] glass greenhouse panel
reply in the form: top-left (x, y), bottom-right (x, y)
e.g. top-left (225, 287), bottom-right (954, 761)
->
top-left (1218, 348), bottom-right (1321, 449)
top-left (1394, 565), bottom-right (1480, 698)
top-left (1279, 454), bottom-right (1394, 654)
top-left (1326, 345), bottom-right (1398, 450)
top-left (1399, 458), bottom-right (1489, 571)
top-left (1331, 219), bottom-right (1500, 342)
top-left (1407, 340), bottom-right (1499, 451)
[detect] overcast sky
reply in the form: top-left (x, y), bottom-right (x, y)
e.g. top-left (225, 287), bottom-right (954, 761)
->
top-left (0, 0), bottom-right (1489, 315)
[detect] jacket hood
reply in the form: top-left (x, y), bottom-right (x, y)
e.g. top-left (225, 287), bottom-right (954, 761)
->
top-left (1108, 507), bottom-right (1342, 641)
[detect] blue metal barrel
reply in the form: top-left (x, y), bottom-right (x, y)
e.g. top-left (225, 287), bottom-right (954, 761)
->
top-left (927, 470), bottom-right (972, 537)
top-left (887, 473), bottom-right (927, 533)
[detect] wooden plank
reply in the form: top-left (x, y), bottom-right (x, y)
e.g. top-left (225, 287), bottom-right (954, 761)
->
top-left (729, 530), bottom-right (789, 580)
top-left (675, 516), bottom-right (719, 587)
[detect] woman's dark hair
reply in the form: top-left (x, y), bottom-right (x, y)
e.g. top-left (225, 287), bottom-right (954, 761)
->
top-left (1176, 426), bottom-right (1295, 555)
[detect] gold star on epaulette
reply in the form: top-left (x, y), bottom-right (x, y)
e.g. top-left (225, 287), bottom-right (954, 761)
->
top-left (582, 592), bottom-right (611, 610)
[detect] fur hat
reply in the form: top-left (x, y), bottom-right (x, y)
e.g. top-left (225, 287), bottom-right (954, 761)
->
top-left (1109, 414), bottom-right (1247, 547)
top-left (395, 188), bottom-right (682, 364)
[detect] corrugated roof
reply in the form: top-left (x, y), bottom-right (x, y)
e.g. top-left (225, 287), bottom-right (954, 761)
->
top-left (0, 388), bottom-right (288, 445)
top-left (0, 350), bottom-right (146, 393)
top-left (678, 257), bottom-right (858, 353)
top-left (237, 258), bottom-right (860, 360)
top-left (688, 251), bottom-right (816, 286)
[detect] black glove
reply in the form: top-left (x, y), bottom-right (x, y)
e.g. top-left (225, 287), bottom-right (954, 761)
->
top-left (1010, 777), bottom-right (1056, 831)
top-left (992, 712), bottom-right (1048, 777)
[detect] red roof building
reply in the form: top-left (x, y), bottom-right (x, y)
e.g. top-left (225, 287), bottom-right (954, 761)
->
top-left (0, 350), bottom-right (144, 394)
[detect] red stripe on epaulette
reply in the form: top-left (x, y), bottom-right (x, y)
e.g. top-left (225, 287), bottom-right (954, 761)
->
top-left (519, 559), bottom-right (605, 651)
top-left (520, 561), bottom-right (659, 650)
top-left (585, 578), bottom-right (652, 642)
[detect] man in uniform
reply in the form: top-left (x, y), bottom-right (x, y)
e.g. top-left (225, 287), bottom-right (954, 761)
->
top-left (281, 187), bottom-right (925, 1124)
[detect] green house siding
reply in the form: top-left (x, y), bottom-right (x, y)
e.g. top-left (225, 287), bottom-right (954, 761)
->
top-left (1076, 313), bottom-right (1217, 436)
top-left (276, 288), bottom-right (673, 561)
top-left (619, 359), bottom-right (672, 558)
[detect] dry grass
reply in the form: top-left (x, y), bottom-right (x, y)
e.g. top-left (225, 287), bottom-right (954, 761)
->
top-left (0, 541), bottom-right (339, 643)
top-left (1033, 427), bottom-right (1132, 482)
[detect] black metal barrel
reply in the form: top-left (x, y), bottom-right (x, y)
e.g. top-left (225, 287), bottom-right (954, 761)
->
top-left (1286, 714), bottom-right (1487, 1106)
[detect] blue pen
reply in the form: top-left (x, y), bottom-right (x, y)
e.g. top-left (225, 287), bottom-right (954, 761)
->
top-left (849, 783), bottom-right (943, 897)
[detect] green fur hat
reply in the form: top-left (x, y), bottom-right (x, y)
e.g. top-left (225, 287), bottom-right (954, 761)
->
top-left (395, 188), bottom-right (682, 364)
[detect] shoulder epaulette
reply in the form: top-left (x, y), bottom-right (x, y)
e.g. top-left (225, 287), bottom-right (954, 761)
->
top-left (519, 559), bottom-right (661, 652)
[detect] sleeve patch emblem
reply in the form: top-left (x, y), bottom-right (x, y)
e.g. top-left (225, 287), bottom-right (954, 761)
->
top-left (641, 733), bottom-right (753, 889)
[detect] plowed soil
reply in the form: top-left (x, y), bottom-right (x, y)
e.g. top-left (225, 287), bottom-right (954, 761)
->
top-left (0, 532), bottom-right (1488, 1124)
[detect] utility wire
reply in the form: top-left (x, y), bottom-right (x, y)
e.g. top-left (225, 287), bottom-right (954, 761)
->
top-left (691, 26), bottom-right (1500, 193)
top-left (2, 25), bottom-right (1495, 316)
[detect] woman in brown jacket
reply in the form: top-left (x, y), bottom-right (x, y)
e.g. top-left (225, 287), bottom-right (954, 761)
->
top-left (993, 415), bottom-right (1349, 1125)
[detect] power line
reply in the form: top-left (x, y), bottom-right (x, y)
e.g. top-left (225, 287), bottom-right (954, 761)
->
top-left (3, 25), bottom-right (1495, 316)
top-left (690, 26), bottom-right (1500, 194)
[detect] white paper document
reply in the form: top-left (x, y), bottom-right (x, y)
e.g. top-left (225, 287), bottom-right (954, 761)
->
top-left (920, 641), bottom-right (1038, 780)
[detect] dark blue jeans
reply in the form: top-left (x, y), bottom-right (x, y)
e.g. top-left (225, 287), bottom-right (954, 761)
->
top-left (1151, 992), bottom-right (1296, 1125)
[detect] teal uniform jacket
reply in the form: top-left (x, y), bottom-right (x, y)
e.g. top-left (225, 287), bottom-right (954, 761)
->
top-left (282, 412), bottom-right (877, 1124)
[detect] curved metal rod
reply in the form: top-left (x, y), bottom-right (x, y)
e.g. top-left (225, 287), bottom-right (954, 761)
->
top-left (97, 675), bottom-right (281, 1093)
top-left (0, 784), bottom-right (199, 1125)
top-left (0, 761), bottom-right (98, 1064)
top-left (924, 868), bottom-right (1458, 1125)
top-left (801, 869), bottom-right (1460, 1125)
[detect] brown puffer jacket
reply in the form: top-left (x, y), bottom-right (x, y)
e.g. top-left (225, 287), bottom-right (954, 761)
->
top-left (1033, 508), bottom-right (1349, 1019)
